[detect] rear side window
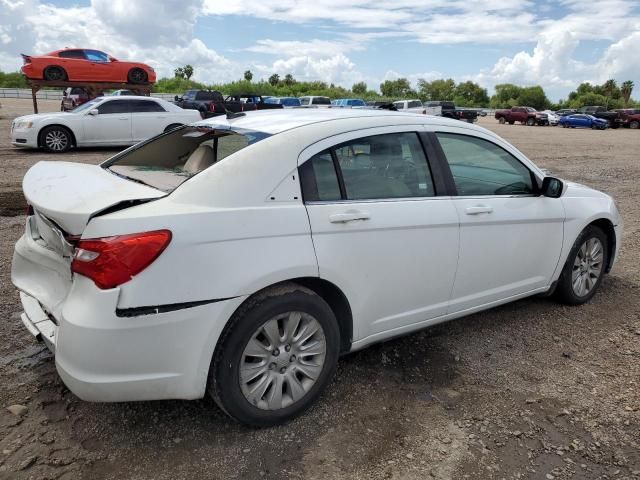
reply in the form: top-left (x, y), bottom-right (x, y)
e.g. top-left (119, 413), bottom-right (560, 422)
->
top-left (436, 133), bottom-right (534, 196)
top-left (58, 50), bottom-right (85, 59)
top-left (300, 132), bottom-right (435, 201)
top-left (130, 100), bottom-right (166, 113)
top-left (299, 151), bottom-right (342, 202)
top-left (408, 101), bottom-right (422, 108)
top-left (312, 97), bottom-right (331, 105)
top-left (97, 100), bottom-right (130, 114)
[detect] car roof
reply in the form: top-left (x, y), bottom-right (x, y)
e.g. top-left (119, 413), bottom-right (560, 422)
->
top-left (195, 108), bottom-right (488, 136)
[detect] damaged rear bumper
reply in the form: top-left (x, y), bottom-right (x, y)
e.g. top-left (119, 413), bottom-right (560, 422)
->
top-left (19, 291), bottom-right (57, 353)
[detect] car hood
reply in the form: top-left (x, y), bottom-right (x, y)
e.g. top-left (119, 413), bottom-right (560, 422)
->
top-left (563, 181), bottom-right (611, 200)
top-left (14, 112), bottom-right (76, 124)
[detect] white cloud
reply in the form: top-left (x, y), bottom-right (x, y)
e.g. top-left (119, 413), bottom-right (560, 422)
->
top-left (0, 0), bottom-right (638, 98)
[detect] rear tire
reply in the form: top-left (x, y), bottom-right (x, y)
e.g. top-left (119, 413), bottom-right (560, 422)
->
top-left (630, 120), bottom-right (639, 129)
top-left (127, 68), bottom-right (148, 84)
top-left (554, 226), bottom-right (608, 305)
top-left (43, 66), bottom-right (67, 81)
top-left (39, 125), bottom-right (72, 153)
top-left (208, 283), bottom-right (340, 426)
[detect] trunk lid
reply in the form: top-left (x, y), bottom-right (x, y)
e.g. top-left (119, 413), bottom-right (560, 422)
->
top-left (23, 161), bottom-right (165, 235)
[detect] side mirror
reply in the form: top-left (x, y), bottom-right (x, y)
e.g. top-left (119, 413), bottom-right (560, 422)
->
top-left (108, 56), bottom-right (118, 62)
top-left (174, 95), bottom-right (180, 101)
top-left (541, 176), bottom-right (563, 198)
top-left (88, 109), bottom-right (99, 116)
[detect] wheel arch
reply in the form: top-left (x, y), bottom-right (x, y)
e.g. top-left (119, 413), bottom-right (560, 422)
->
top-left (217, 278), bottom-right (353, 357)
top-left (37, 124), bottom-right (77, 148)
top-left (588, 218), bottom-right (616, 273)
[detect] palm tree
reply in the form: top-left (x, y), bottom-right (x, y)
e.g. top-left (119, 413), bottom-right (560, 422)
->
top-left (602, 79), bottom-right (617, 108)
top-left (621, 80), bottom-right (634, 108)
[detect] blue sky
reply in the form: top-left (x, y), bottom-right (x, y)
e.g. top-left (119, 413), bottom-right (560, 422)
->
top-left (1, 0), bottom-right (639, 100)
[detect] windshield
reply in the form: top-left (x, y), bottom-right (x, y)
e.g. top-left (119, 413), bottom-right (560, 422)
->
top-left (71, 98), bottom-right (102, 113)
top-left (102, 125), bottom-right (271, 192)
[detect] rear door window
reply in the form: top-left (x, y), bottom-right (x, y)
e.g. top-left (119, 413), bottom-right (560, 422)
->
top-left (58, 50), bottom-right (86, 59)
top-left (130, 100), bottom-right (166, 113)
top-left (300, 132), bottom-right (435, 201)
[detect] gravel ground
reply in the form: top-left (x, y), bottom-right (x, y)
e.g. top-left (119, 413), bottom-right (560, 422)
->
top-left (0, 98), bottom-right (638, 480)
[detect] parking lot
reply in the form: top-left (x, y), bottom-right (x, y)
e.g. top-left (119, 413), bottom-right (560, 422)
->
top-left (0, 97), bottom-right (638, 480)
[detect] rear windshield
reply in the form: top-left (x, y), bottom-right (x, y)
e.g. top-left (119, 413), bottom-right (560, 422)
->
top-left (102, 125), bottom-right (270, 192)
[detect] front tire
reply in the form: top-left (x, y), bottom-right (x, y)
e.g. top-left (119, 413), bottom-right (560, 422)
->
top-left (554, 226), bottom-right (608, 305)
top-left (630, 120), bottom-right (639, 129)
top-left (526, 117), bottom-right (535, 126)
top-left (39, 125), bottom-right (72, 153)
top-left (209, 284), bottom-right (340, 426)
top-left (498, 117), bottom-right (506, 124)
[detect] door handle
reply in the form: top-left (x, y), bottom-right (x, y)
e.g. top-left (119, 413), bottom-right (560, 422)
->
top-left (465, 205), bottom-right (493, 215)
top-left (329, 210), bottom-right (371, 223)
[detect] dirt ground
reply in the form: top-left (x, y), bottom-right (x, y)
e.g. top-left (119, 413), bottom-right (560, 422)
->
top-left (0, 98), bottom-right (638, 480)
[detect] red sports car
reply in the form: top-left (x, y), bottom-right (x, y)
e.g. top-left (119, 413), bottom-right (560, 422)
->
top-left (21, 48), bottom-right (156, 84)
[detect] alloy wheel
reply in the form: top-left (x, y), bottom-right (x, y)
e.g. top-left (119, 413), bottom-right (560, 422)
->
top-left (239, 311), bottom-right (326, 410)
top-left (571, 238), bottom-right (604, 297)
top-left (44, 129), bottom-right (69, 152)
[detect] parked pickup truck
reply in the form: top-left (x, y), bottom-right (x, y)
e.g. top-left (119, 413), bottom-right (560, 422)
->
top-left (425, 101), bottom-right (479, 123)
top-left (204, 94), bottom-right (283, 117)
top-left (494, 106), bottom-right (548, 126)
top-left (615, 109), bottom-right (640, 129)
top-left (175, 91), bottom-right (283, 117)
top-left (576, 106), bottom-right (620, 128)
top-left (174, 90), bottom-right (219, 113)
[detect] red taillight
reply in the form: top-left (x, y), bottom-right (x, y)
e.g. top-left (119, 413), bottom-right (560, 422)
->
top-left (71, 230), bottom-right (172, 289)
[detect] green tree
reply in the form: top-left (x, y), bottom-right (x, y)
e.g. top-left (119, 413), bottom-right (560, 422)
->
top-left (0, 71), bottom-right (28, 88)
top-left (284, 73), bottom-right (295, 86)
top-left (417, 78), bottom-right (455, 101)
top-left (174, 67), bottom-right (185, 79)
top-left (182, 65), bottom-right (194, 80)
top-left (517, 86), bottom-right (550, 110)
top-left (243, 70), bottom-right (253, 82)
top-left (453, 81), bottom-right (489, 106)
top-left (268, 73), bottom-right (280, 86)
top-left (352, 81), bottom-right (367, 95)
top-left (490, 83), bottom-right (522, 108)
top-left (380, 78), bottom-right (414, 97)
top-left (621, 80), bottom-right (634, 107)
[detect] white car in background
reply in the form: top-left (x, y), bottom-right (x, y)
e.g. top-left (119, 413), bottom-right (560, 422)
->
top-left (393, 99), bottom-right (428, 114)
top-left (542, 110), bottom-right (560, 126)
top-left (12, 109), bottom-right (621, 426)
top-left (11, 96), bottom-right (201, 153)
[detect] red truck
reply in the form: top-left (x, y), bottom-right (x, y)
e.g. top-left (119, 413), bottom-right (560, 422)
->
top-left (615, 109), bottom-right (640, 129)
top-left (495, 106), bottom-right (542, 126)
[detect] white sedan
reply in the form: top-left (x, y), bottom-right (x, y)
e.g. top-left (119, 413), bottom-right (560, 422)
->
top-left (12, 109), bottom-right (621, 426)
top-left (11, 96), bottom-right (201, 153)
top-left (542, 110), bottom-right (560, 126)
